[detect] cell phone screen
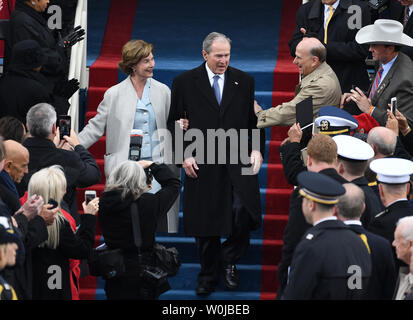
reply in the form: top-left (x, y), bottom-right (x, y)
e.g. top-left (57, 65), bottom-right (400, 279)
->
top-left (57, 116), bottom-right (71, 140)
top-left (85, 192), bottom-right (96, 205)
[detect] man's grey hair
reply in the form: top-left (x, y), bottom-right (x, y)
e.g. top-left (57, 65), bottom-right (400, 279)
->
top-left (397, 216), bottom-right (413, 241)
top-left (202, 32), bottom-right (231, 54)
top-left (367, 127), bottom-right (397, 156)
top-left (26, 103), bottom-right (57, 138)
top-left (337, 183), bottom-right (365, 220)
top-left (105, 160), bottom-right (150, 201)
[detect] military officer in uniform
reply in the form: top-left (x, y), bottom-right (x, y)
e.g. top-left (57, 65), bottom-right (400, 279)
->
top-left (282, 171), bottom-right (371, 300)
top-left (337, 183), bottom-right (397, 300)
top-left (0, 224), bottom-right (19, 300)
top-left (280, 106), bottom-right (358, 187)
top-left (333, 134), bottom-right (383, 227)
top-left (368, 158), bottom-right (413, 272)
top-left (276, 134), bottom-right (347, 299)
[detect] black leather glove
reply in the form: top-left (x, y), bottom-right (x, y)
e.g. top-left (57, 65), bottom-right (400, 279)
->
top-left (57, 26), bottom-right (85, 49)
top-left (54, 78), bottom-right (80, 99)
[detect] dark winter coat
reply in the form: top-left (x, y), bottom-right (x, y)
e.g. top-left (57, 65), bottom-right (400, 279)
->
top-left (167, 63), bottom-right (265, 237)
top-left (0, 68), bottom-right (69, 123)
top-left (22, 137), bottom-right (101, 224)
top-left (31, 214), bottom-right (96, 300)
top-left (5, 1), bottom-right (67, 82)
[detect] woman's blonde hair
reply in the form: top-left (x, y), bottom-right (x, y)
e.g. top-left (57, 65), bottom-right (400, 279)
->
top-left (118, 40), bottom-right (154, 75)
top-left (28, 165), bottom-right (67, 249)
top-left (105, 160), bottom-right (149, 201)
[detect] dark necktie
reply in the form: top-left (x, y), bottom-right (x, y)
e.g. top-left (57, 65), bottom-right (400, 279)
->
top-left (404, 6), bottom-right (410, 28)
top-left (212, 75), bottom-right (221, 105)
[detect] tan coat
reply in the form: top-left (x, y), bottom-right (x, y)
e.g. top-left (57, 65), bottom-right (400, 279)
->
top-left (257, 62), bottom-right (342, 128)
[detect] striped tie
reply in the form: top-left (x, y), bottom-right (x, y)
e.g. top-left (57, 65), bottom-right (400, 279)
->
top-left (359, 234), bottom-right (371, 254)
top-left (369, 65), bottom-right (383, 100)
top-left (404, 6), bottom-right (410, 28)
top-left (324, 5), bottom-right (334, 44)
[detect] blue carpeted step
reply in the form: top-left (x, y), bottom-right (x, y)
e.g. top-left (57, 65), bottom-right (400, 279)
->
top-left (92, 288), bottom-right (261, 300)
top-left (167, 263), bottom-right (262, 292)
top-left (156, 237), bottom-right (282, 266)
top-left (159, 289), bottom-right (261, 300)
top-left (157, 212), bottom-right (287, 240)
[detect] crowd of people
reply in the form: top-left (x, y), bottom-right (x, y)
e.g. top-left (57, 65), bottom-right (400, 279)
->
top-left (1, 0), bottom-right (413, 301)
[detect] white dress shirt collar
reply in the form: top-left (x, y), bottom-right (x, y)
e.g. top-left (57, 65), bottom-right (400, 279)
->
top-left (343, 220), bottom-right (362, 226)
top-left (324, 1), bottom-right (340, 28)
top-left (313, 216), bottom-right (337, 226)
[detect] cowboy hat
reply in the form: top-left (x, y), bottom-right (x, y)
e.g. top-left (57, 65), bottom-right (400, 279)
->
top-left (356, 19), bottom-right (413, 47)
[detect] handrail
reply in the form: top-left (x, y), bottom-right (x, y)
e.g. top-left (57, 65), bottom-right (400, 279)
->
top-left (67, 0), bottom-right (87, 133)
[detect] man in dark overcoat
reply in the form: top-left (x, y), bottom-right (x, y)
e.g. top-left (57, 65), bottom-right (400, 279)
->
top-left (167, 32), bottom-right (265, 296)
top-left (388, 0), bottom-right (413, 61)
top-left (368, 157), bottom-right (413, 272)
top-left (337, 183), bottom-right (396, 300)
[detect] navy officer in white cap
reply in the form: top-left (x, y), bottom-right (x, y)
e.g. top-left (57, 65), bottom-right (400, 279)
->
top-left (282, 171), bottom-right (371, 300)
top-left (315, 106), bottom-right (358, 136)
top-left (280, 106), bottom-right (358, 186)
top-left (368, 158), bottom-right (413, 272)
top-left (333, 134), bottom-right (383, 227)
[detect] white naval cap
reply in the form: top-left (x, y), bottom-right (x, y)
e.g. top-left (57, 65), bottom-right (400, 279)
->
top-left (333, 135), bottom-right (374, 161)
top-left (369, 158), bottom-right (413, 184)
top-left (315, 106), bottom-right (358, 135)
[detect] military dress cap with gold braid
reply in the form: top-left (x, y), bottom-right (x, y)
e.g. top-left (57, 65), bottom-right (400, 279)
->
top-left (369, 158), bottom-right (413, 184)
top-left (297, 171), bottom-right (346, 205)
top-left (0, 223), bottom-right (19, 245)
top-left (315, 106), bottom-right (358, 136)
top-left (333, 134), bottom-right (374, 162)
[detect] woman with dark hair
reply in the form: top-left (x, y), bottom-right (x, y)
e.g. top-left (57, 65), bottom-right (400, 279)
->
top-left (0, 116), bottom-right (26, 143)
top-left (98, 160), bottom-right (181, 300)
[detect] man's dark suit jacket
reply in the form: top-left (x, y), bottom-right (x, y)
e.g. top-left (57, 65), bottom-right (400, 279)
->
top-left (289, 0), bottom-right (371, 114)
top-left (368, 200), bottom-right (413, 271)
top-left (389, 0), bottom-right (413, 61)
top-left (22, 137), bottom-right (101, 224)
top-left (348, 223), bottom-right (397, 300)
top-left (369, 52), bottom-right (413, 127)
top-left (276, 140), bottom-right (348, 298)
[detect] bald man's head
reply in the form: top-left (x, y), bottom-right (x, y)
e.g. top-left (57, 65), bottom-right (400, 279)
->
top-left (293, 37), bottom-right (326, 76)
top-left (4, 140), bottom-right (29, 183)
top-left (367, 127), bottom-right (397, 158)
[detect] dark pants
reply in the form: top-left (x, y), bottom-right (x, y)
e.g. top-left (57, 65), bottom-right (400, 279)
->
top-left (195, 190), bottom-right (251, 286)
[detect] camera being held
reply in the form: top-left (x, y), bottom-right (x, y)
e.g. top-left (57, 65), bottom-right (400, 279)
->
top-left (129, 129), bottom-right (143, 161)
top-left (97, 160), bottom-right (182, 300)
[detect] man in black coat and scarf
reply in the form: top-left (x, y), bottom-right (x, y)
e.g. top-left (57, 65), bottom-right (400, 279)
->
top-left (4, 0), bottom-right (84, 86)
top-left (0, 39), bottom-right (75, 123)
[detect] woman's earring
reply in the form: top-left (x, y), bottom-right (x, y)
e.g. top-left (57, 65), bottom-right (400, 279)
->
top-left (32, 1), bottom-right (36, 5)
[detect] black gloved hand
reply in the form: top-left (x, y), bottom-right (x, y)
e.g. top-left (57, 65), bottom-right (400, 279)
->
top-left (54, 78), bottom-right (80, 99)
top-left (57, 26), bottom-right (85, 49)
